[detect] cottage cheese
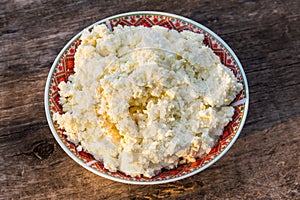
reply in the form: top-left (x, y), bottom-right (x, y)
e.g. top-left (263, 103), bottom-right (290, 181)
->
top-left (54, 24), bottom-right (242, 177)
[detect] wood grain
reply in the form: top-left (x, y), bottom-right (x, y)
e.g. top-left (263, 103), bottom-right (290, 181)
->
top-left (1, 0), bottom-right (300, 199)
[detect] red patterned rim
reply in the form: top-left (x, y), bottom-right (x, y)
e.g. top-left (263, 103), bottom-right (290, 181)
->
top-left (44, 11), bottom-right (249, 184)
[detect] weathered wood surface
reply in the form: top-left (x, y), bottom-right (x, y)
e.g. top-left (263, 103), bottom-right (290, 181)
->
top-left (1, 0), bottom-right (299, 199)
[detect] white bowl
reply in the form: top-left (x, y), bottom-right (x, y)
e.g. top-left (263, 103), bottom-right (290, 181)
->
top-left (44, 11), bottom-right (249, 184)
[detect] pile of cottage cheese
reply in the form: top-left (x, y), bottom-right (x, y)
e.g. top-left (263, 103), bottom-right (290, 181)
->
top-left (54, 24), bottom-right (242, 177)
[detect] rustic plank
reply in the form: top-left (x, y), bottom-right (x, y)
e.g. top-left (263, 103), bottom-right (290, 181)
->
top-left (1, 0), bottom-right (300, 199)
top-left (1, 117), bottom-right (299, 199)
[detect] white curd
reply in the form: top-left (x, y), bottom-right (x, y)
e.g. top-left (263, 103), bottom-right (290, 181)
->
top-left (54, 24), bottom-right (242, 177)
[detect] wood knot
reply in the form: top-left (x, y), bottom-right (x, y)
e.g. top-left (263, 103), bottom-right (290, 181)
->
top-left (32, 142), bottom-right (54, 160)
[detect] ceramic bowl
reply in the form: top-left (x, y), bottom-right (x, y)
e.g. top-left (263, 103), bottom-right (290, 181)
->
top-left (44, 11), bottom-right (249, 184)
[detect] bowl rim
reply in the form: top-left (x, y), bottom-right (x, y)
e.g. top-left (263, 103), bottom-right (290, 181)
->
top-left (44, 11), bottom-right (249, 185)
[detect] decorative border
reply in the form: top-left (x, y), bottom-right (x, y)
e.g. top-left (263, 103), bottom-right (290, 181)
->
top-left (44, 11), bottom-right (249, 185)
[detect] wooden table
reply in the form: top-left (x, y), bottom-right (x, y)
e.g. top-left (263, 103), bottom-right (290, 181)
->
top-left (1, 0), bottom-right (299, 199)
